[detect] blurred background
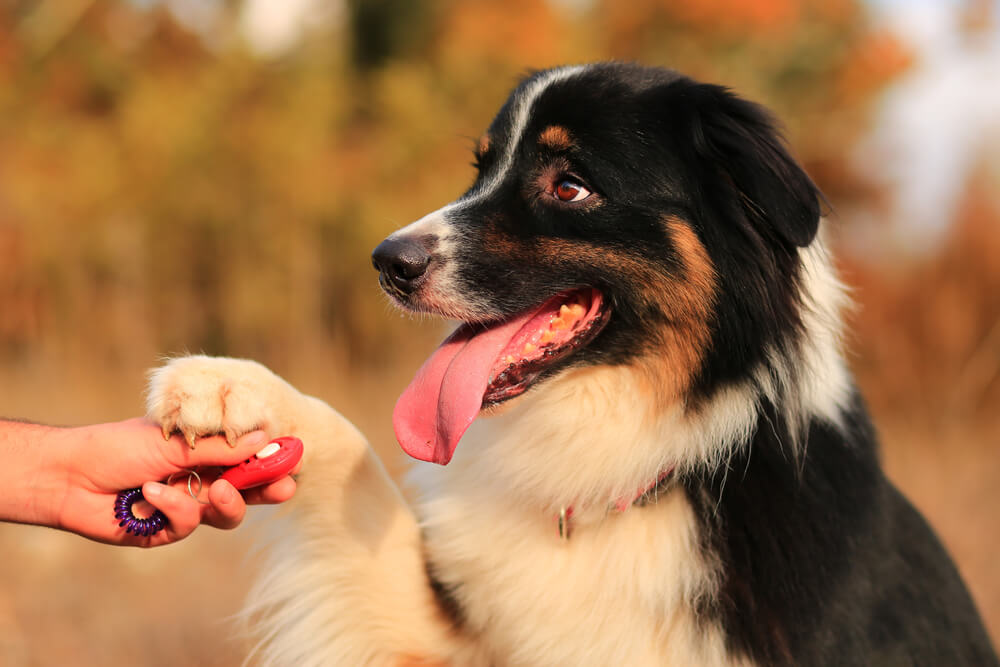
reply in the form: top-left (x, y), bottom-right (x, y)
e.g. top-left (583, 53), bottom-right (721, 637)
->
top-left (0, 0), bottom-right (997, 664)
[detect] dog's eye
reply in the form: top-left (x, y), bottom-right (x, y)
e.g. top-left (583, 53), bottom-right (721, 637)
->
top-left (553, 179), bottom-right (591, 203)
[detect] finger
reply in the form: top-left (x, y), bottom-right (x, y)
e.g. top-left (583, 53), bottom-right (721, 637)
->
top-left (201, 479), bottom-right (247, 530)
top-left (141, 481), bottom-right (201, 540)
top-left (241, 476), bottom-right (297, 505)
top-left (167, 430), bottom-right (270, 469)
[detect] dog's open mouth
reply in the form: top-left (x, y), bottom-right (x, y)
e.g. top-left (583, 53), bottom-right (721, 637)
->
top-left (393, 288), bottom-right (609, 464)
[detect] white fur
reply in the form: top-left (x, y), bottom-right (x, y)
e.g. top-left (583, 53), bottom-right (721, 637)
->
top-left (746, 226), bottom-right (852, 461)
top-left (793, 229), bottom-right (853, 426)
top-left (463, 65), bottom-right (588, 204)
top-left (416, 474), bottom-right (741, 666)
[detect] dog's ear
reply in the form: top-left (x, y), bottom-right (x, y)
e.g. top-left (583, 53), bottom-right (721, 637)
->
top-left (671, 81), bottom-right (821, 248)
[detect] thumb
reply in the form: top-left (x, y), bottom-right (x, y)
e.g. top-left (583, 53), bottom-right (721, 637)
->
top-left (141, 481), bottom-right (201, 540)
top-left (201, 479), bottom-right (247, 530)
top-left (175, 430), bottom-right (270, 469)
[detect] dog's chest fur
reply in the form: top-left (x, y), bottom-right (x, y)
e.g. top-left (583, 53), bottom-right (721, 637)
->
top-left (413, 373), bottom-right (753, 667)
top-left (420, 485), bottom-right (744, 666)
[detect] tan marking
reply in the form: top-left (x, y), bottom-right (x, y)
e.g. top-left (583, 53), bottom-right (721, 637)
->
top-left (481, 223), bottom-right (523, 256)
top-left (637, 217), bottom-right (717, 407)
top-left (538, 125), bottom-right (573, 150)
top-left (535, 218), bottom-right (715, 407)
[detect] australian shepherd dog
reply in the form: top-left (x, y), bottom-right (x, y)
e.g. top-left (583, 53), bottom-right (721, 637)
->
top-left (147, 63), bottom-right (997, 666)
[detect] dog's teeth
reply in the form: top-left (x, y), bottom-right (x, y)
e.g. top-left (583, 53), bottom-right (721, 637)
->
top-left (550, 316), bottom-right (567, 331)
top-left (559, 304), bottom-right (571, 318)
top-left (569, 303), bottom-right (586, 318)
top-left (523, 343), bottom-right (536, 354)
top-left (540, 330), bottom-right (554, 344)
top-left (505, 355), bottom-right (515, 365)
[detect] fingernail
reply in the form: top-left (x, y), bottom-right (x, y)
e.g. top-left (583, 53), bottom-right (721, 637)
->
top-left (144, 483), bottom-right (162, 499)
top-left (242, 430), bottom-right (268, 449)
top-left (219, 482), bottom-right (237, 505)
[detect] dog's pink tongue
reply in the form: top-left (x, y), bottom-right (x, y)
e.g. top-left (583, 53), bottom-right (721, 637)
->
top-left (393, 313), bottom-right (532, 465)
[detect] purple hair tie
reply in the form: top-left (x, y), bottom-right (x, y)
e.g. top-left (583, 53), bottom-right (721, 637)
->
top-left (115, 470), bottom-right (205, 537)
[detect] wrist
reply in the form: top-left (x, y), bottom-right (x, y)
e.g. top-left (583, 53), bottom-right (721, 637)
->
top-left (0, 420), bottom-right (72, 527)
top-left (37, 425), bottom-right (88, 530)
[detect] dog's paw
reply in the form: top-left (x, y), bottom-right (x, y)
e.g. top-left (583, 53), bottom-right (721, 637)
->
top-left (147, 355), bottom-right (291, 448)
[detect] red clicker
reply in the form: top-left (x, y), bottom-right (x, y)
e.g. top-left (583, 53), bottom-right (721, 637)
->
top-left (220, 435), bottom-right (304, 490)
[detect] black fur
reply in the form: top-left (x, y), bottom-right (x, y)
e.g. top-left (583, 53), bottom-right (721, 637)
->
top-left (687, 393), bottom-right (997, 665)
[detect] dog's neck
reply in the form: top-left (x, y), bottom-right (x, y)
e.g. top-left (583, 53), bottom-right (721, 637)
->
top-left (429, 363), bottom-right (750, 526)
top-left (556, 467), bottom-right (676, 539)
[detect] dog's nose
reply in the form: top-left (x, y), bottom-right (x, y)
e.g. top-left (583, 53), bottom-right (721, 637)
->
top-left (371, 237), bottom-right (432, 294)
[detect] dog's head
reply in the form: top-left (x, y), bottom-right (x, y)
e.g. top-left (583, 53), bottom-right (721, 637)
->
top-left (373, 63), bottom-right (822, 464)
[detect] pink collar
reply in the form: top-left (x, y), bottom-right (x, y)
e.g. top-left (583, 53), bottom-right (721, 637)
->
top-left (557, 468), bottom-right (675, 539)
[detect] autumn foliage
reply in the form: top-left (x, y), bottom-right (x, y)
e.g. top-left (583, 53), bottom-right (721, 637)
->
top-left (0, 0), bottom-right (912, 379)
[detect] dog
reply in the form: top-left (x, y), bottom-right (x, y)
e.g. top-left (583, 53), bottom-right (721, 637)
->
top-left (146, 63), bottom-right (998, 666)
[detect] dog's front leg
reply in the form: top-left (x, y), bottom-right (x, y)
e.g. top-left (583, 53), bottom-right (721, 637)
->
top-left (147, 355), bottom-right (474, 666)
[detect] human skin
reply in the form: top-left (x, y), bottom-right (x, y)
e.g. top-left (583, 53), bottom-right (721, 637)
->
top-left (0, 417), bottom-right (298, 547)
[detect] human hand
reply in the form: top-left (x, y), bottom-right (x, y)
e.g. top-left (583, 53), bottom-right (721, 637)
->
top-left (40, 418), bottom-right (299, 546)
